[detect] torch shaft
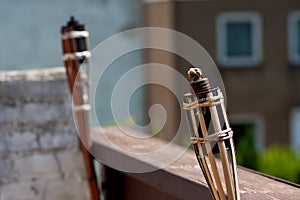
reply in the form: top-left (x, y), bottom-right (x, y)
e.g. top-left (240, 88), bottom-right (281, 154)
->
top-left (198, 109), bottom-right (226, 200)
top-left (186, 95), bottom-right (220, 200)
top-left (209, 103), bottom-right (235, 200)
top-left (186, 67), bottom-right (240, 200)
top-left (221, 103), bottom-right (240, 200)
top-left (61, 17), bottom-right (100, 200)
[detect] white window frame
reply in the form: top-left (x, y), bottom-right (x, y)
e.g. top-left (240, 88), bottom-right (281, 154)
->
top-left (216, 12), bottom-right (263, 67)
top-left (288, 11), bottom-right (300, 65)
top-left (230, 114), bottom-right (265, 153)
top-left (290, 108), bottom-right (300, 154)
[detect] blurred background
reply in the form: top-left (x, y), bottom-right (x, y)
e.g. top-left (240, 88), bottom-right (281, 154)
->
top-left (142, 0), bottom-right (300, 184)
top-left (0, 0), bottom-right (300, 198)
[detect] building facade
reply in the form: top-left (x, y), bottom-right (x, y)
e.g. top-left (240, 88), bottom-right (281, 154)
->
top-left (145, 0), bottom-right (300, 153)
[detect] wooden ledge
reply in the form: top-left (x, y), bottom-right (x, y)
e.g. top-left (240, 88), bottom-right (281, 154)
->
top-left (91, 127), bottom-right (300, 200)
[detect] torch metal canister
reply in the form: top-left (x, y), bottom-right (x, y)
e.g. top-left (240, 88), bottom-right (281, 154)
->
top-left (183, 68), bottom-right (240, 200)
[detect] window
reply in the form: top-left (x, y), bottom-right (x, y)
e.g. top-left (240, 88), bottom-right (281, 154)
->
top-left (290, 108), bottom-right (300, 154)
top-left (230, 114), bottom-right (264, 170)
top-left (288, 11), bottom-right (300, 65)
top-left (216, 12), bottom-right (262, 67)
top-left (230, 114), bottom-right (264, 152)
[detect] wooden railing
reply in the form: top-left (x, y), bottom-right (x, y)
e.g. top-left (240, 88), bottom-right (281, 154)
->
top-left (90, 127), bottom-right (300, 200)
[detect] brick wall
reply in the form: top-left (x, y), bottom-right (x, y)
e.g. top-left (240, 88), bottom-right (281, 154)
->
top-left (0, 68), bottom-right (89, 200)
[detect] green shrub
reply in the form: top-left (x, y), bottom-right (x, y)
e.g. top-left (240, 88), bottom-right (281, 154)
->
top-left (235, 125), bottom-right (258, 170)
top-left (257, 146), bottom-right (300, 184)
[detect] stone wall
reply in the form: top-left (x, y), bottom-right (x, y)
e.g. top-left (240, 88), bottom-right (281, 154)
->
top-left (0, 68), bottom-right (89, 200)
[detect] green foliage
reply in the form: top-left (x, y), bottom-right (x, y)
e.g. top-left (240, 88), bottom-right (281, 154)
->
top-left (235, 125), bottom-right (258, 170)
top-left (104, 117), bottom-right (136, 127)
top-left (257, 146), bottom-right (300, 184)
top-left (153, 131), bottom-right (164, 139)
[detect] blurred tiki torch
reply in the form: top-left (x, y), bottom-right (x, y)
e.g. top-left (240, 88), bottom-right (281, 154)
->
top-left (183, 67), bottom-right (240, 200)
top-left (61, 16), bottom-right (100, 200)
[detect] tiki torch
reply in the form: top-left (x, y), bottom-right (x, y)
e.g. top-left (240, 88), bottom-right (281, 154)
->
top-left (183, 67), bottom-right (240, 200)
top-left (61, 16), bottom-right (100, 200)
